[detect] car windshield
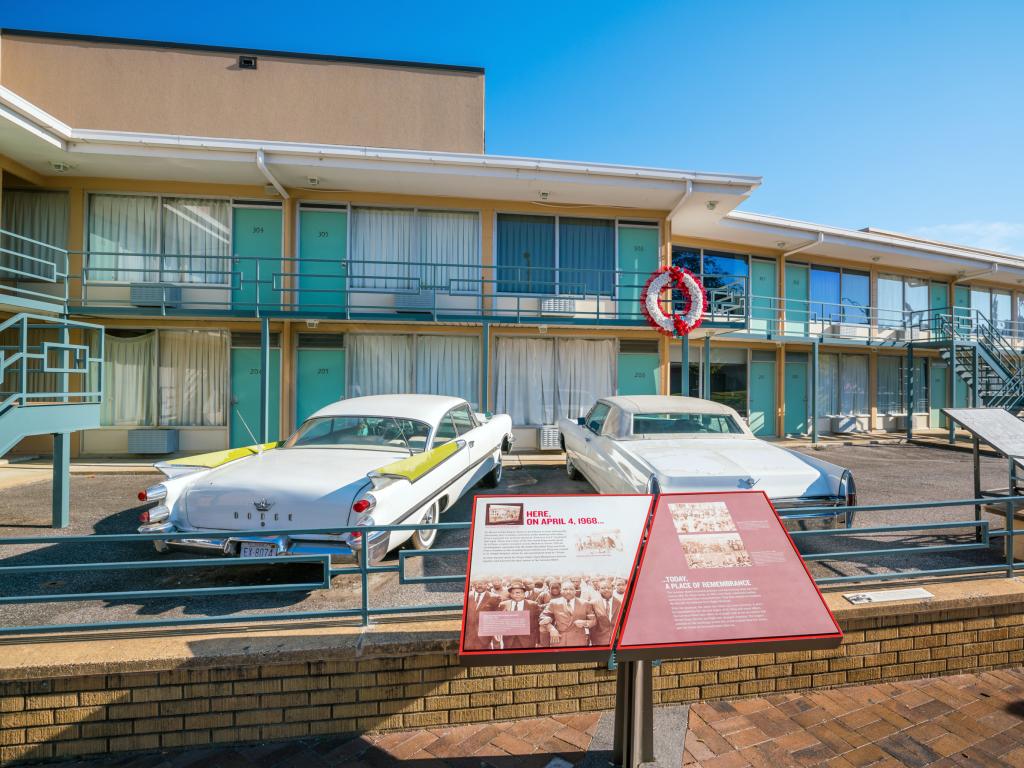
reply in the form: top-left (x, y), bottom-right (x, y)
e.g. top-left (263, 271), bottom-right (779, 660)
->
top-left (632, 412), bottom-right (743, 436)
top-left (284, 416), bottom-right (432, 453)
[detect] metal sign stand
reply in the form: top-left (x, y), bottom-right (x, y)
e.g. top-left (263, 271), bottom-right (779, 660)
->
top-left (613, 658), bottom-right (654, 768)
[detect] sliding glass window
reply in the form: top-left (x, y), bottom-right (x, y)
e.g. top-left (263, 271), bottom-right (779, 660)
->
top-left (558, 217), bottom-right (614, 296)
top-left (87, 194), bottom-right (229, 284)
top-left (496, 214), bottom-right (556, 294)
top-left (841, 270), bottom-right (870, 324)
top-left (810, 266), bottom-right (841, 323)
top-left (671, 247), bottom-right (748, 318)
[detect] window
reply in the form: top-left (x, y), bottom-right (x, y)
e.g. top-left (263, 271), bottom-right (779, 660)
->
top-left (285, 416), bottom-right (431, 453)
top-left (434, 413), bottom-right (459, 445)
top-left (496, 213), bottom-right (615, 296)
top-left (91, 329), bottom-right (229, 428)
top-left (347, 334), bottom-right (480, 408)
top-left (993, 291), bottom-right (1011, 336)
top-left (586, 402), bottom-right (611, 434)
top-left (496, 214), bottom-right (555, 294)
top-left (87, 194), bottom-right (229, 284)
top-left (842, 270), bottom-right (870, 325)
top-left (810, 267), bottom-right (841, 323)
top-left (1, 190), bottom-right (69, 279)
top-left (877, 356), bottom-right (927, 414)
top-left (816, 354), bottom-right (868, 416)
top-left (450, 405), bottom-right (477, 434)
top-left (349, 207), bottom-right (481, 294)
top-left (878, 274), bottom-right (929, 328)
top-left (671, 247), bottom-right (748, 318)
top-left (631, 412), bottom-right (743, 436)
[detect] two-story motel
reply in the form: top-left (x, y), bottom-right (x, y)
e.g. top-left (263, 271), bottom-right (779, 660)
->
top-left (2, 29), bottom-right (1021, 459)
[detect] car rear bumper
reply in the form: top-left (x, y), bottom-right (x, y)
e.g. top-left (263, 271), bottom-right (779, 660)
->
top-left (137, 522), bottom-right (391, 564)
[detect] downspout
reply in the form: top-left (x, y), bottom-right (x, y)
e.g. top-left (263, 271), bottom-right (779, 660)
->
top-left (256, 148), bottom-right (289, 199)
top-left (666, 179), bottom-right (694, 233)
top-left (782, 232), bottom-right (824, 259)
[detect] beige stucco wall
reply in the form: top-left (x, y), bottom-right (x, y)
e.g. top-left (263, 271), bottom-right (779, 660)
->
top-left (0, 33), bottom-right (485, 153)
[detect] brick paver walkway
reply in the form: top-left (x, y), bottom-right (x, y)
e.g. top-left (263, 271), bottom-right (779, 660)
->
top-left (59, 669), bottom-right (1024, 767)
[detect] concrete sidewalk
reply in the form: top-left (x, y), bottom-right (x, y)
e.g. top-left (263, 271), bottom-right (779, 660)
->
top-left (54, 668), bottom-right (1024, 768)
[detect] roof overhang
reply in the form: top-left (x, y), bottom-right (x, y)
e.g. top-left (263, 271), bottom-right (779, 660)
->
top-left (0, 85), bottom-right (761, 212)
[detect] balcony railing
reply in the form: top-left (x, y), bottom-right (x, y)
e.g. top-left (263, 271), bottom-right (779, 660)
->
top-left (71, 251), bottom-right (750, 327)
top-left (0, 228), bottom-right (68, 311)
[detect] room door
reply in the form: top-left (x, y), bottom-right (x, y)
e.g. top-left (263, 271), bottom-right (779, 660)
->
top-left (616, 352), bottom-right (660, 396)
top-left (749, 360), bottom-right (777, 436)
top-left (229, 346), bottom-right (281, 447)
top-left (232, 207), bottom-right (283, 311)
top-left (784, 358), bottom-right (808, 435)
top-left (296, 347), bottom-right (346, 426)
top-left (750, 260), bottom-right (777, 334)
top-left (784, 264), bottom-right (809, 336)
top-left (298, 208), bottom-right (347, 312)
top-left (617, 226), bottom-right (660, 320)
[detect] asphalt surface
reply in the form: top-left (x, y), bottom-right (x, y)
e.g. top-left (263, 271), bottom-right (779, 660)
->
top-left (0, 444), bottom-right (1014, 634)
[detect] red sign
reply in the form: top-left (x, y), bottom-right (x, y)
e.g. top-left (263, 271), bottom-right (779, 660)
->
top-left (616, 491), bottom-right (842, 659)
top-left (459, 494), bottom-right (653, 664)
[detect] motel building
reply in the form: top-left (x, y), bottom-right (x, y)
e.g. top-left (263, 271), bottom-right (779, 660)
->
top-left (2, 28), bottom-right (1024, 465)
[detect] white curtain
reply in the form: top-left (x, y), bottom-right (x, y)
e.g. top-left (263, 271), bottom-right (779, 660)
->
top-left (418, 210), bottom-right (480, 294)
top-left (88, 195), bottom-right (159, 282)
top-left (555, 339), bottom-right (616, 421)
top-left (877, 356), bottom-right (902, 414)
top-left (840, 356), bottom-right (869, 415)
top-left (877, 274), bottom-right (903, 328)
top-left (416, 336), bottom-right (480, 407)
top-left (161, 198), bottom-right (230, 284)
top-left (816, 354), bottom-right (839, 417)
top-left (158, 331), bottom-right (228, 426)
top-left (349, 208), bottom-right (414, 290)
top-left (100, 333), bottom-right (156, 426)
top-left (347, 334), bottom-right (413, 396)
top-left (1, 190), bottom-right (68, 279)
top-left (494, 337), bottom-right (556, 425)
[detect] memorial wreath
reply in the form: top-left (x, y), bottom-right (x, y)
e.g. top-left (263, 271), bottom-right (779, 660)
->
top-left (640, 266), bottom-right (706, 337)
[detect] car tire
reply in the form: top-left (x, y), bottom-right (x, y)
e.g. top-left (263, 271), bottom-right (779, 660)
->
top-left (480, 455), bottom-right (503, 488)
top-left (411, 503), bottom-right (439, 550)
top-left (566, 454), bottom-right (583, 481)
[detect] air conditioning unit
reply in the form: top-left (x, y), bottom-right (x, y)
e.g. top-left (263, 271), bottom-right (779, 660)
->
top-left (128, 429), bottom-right (179, 454)
top-left (539, 425), bottom-right (561, 451)
top-left (540, 298), bottom-right (576, 315)
top-left (130, 283), bottom-right (182, 308)
top-left (394, 289), bottom-right (435, 312)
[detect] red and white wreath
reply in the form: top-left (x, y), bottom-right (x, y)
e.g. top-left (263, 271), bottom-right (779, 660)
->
top-left (640, 266), bottom-right (706, 337)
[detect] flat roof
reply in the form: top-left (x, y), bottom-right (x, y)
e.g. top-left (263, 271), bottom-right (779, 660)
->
top-left (0, 28), bottom-right (485, 75)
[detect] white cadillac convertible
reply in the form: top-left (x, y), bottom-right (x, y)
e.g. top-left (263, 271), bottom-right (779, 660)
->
top-left (137, 395), bottom-right (514, 563)
top-left (559, 395), bottom-right (857, 525)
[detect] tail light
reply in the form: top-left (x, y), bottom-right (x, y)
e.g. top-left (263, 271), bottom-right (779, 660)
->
top-left (352, 493), bottom-right (376, 515)
top-left (139, 505), bottom-right (170, 524)
top-left (138, 484), bottom-right (167, 503)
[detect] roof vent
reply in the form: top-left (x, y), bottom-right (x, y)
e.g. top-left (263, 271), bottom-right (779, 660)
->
top-left (238, 55), bottom-right (258, 70)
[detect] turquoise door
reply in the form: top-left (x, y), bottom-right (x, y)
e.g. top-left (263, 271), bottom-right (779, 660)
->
top-left (930, 362), bottom-right (947, 428)
top-left (296, 348), bottom-right (346, 425)
top-left (930, 282), bottom-right (947, 332)
top-left (784, 264), bottom-right (809, 336)
top-left (232, 207), bottom-right (283, 311)
top-left (784, 360), bottom-right (808, 435)
top-left (230, 347), bottom-right (281, 447)
top-left (617, 226), bottom-right (660, 320)
top-left (749, 360), bottom-right (777, 436)
top-left (954, 284), bottom-right (970, 333)
top-left (750, 260), bottom-right (777, 333)
top-left (617, 352), bottom-right (660, 396)
top-left (299, 209), bottom-right (347, 311)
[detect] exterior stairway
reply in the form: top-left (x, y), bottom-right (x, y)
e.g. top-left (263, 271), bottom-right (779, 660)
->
top-left (0, 312), bottom-right (104, 526)
top-left (936, 310), bottom-right (1024, 413)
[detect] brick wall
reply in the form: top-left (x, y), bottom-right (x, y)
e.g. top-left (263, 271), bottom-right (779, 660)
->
top-left (3, 601), bottom-right (1024, 765)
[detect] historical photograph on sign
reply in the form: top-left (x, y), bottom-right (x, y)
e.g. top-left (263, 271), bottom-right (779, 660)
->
top-left (668, 501), bottom-right (737, 534)
top-left (485, 502), bottom-right (524, 526)
top-left (461, 495), bottom-right (652, 658)
top-left (678, 532), bottom-right (753, 569)
top-left (575, 528), bottom-right (624, 554)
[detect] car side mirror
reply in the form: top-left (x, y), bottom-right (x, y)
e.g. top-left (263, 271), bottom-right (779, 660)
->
top-left (577, 417), bottom-right (586, 426)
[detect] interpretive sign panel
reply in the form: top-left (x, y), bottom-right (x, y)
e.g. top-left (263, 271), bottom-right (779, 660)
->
top-left (943, 408), bottom-right (1024, 458)
top-left (459, 494), bottom-right (653, 664)
top-left (616, 491), bottom-right (842, 659)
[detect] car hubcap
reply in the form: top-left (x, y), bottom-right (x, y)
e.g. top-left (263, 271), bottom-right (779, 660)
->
top-left (418, 506), bottom-right (437, 545)
top-left (566, 457), bottom-right (575, 477)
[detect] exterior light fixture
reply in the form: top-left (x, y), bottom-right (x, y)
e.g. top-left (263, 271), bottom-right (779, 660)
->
top-left (539, 191), bottom-right (550, 200)
top-left (49, 161), bottom-right (72, 173)
top-left (306, 319), bottom-right (320, 329)
top-left (706, 200), bottom-right (719, 211)
top-left (307, 176), bottom-right (320, 186)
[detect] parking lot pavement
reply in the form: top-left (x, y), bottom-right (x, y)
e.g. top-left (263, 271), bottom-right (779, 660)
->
top-left (0, 444), bottom-right (1014, 633)
top-left (55, 668), bottom-right (1024, 767)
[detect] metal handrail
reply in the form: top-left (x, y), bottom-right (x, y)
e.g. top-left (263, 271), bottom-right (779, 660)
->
top-left (0, 227), bottom-right (69, 309)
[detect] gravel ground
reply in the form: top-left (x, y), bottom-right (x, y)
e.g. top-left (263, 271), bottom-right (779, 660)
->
top-left (0, 444), bottom-right (1013, 633)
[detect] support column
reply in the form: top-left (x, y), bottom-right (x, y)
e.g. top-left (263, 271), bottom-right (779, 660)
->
top-left (259, 316), bottom-right (270, 443)
top-left (972, 348), bottom-right (980, 407)
top-left (52, 432), bottom-right (70, 529)
top-left (481, 322), bottom-right (490, 411)
top-left (702, 334), bottom-right (711, 400)
top-left (811, 341), bottom-right (819, 445)
top-left (949, 334), bottom-right (957, 443)
top-left (681, 335), bottom-right (690, 396)
top-left (906, 343), bottom-right (915, 440)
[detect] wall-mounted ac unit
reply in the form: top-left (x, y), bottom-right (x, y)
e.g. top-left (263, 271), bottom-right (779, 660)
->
top-left (128, 429), bottom-right (179, 454)
top-left (394, 289), bottom-right (435, 312)
top-left (130, 283), bottom-right (182, 308)
top-left (539, 425), bottom-right (561, 451)
top-left (540, 298), bottom-right (576, 315)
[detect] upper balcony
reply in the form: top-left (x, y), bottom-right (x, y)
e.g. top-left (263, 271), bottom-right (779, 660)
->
top-left (0, 228), bottom-right (68, 315)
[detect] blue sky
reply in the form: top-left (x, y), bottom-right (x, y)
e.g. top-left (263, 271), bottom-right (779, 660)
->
top-left (5, 1), bottom-right (1023, 253)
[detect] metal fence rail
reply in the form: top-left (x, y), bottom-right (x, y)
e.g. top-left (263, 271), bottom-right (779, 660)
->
top-left (1, 497), bottom-right (1021, 636)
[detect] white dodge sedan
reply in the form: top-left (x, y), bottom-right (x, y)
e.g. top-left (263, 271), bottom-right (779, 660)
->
top-left (137, 395), bottom-right (514, 563)
top-left (558, 395), bottom-right (856, 524)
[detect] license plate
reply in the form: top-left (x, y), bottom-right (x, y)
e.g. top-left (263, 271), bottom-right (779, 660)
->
top-left (239, 542), bottom-right (276, 558)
